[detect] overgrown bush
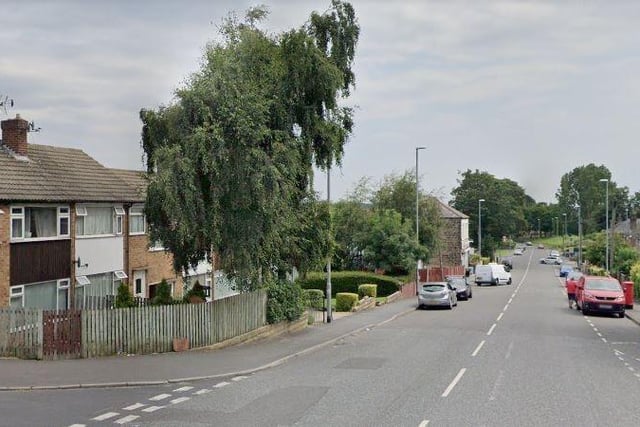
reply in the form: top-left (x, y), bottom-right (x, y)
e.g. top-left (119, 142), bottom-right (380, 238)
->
top-left (152, 279), bottom-right (173, 305)
top-left (298, 271), bottom-right (400, 297)
top-left (115, 282), bottom-right (135, 308)
top-left (304, 289), bottom-right (325, 309)
top-left (336, 292), bottom-right (359, 312)
top-left (630, 262), bottom-right (640, 301)
top-left (266, 280), bottom-right (306, 324)
top-left (358, 284), bottom-right (377, 298)
top-left (587, 265), bottom-right (607, 276)
top-left (183, 280), bottom-right (207, 303)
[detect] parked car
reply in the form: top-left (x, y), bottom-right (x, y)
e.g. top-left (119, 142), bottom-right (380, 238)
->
top-left (537, 243), bottom-right (545, 249)
top-left (475, 263), bottom-right (512, 286)
top-left (501, 256), bottom-right (513, 271)
top-left (549, 250), bottom-right (560, 257)
top-left (446, 275), bottom-right (472, 300)
top-left (575, 276), bottom-right (625, 317)
top-left (559, 264), bottom-right (573, 277)
top-left (513, 248), bottom-right (524, 256)
top-left (418, 282), bottom-right (457, 309)
top-left (526, 241), bottom-right (533, 246)
top-left (540, 255), bottom-right (562, 265)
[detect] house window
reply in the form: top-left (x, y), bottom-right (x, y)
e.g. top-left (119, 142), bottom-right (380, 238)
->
top-left (10, 286), bottom-right (24, 308)
top-left (10, 205), bottom-right (71, 241)
top-left (58, 207), bottom-right (70, 236)
top-left (114, 207), bottom-right (125, 235)
top-left (57, 279), bottom-right (70, 310)
top-left (10, 207), bottom-right (23, 239)
top-left (129, 206), bottom-right (145, 235)
top-left (76, 206), bottom-right (114, 236)
top-left (149, 240), bottom-right (165, 251)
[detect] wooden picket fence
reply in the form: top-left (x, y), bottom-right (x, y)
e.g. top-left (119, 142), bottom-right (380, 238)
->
top-left (0, 290), bottom-right (267, 360)
top-left (0, 308), bottom-right (43, 359)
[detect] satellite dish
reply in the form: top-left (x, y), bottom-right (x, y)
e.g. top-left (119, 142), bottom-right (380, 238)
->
top-left (0, 95), bottom-right (15, 115)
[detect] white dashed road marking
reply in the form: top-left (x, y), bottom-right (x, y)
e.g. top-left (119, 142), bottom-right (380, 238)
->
top-left (142, 406), bottom-right (164, 413)
top-left (214, 381), bottom-right (230, 388)
top-left (173, 386), bottom-right (194, 392)
top-left (92, 412), bottom-right (119, 421)
top-left (418, 420), bottom-right (430, 427)
top-left (68, 424), bottom-right (86, 427)
top-left (487, 323), bottom-right (497, 336)
top-left (442, 368), bottom-right (466, 397)
top-left (149, 393), bottom-right (171, 401)
top-left (170, 397), bottom-right (191, 405)
top-left (114, 415), bottom-right (139, 424)
top-left (472, 340), bottom-right (485, 357)
top-left (194, 389), bottom-right (211, 395)
top-left (123, 403), bottom-right (145, 411)
top-left (232, 376), bottom-right (248, 381)
top-left (496, 313), bottom-right (504, 322)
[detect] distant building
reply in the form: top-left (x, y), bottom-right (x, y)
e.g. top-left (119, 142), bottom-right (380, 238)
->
top-left (432, 198), bottom-right (470, 268)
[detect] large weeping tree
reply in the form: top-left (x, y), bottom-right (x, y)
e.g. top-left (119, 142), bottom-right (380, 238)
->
top-left (139, 1), bottom-right (359, 289)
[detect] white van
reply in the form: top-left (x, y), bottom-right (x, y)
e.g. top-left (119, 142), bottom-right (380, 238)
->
top-left (475, 263), bottom-right (512, 286)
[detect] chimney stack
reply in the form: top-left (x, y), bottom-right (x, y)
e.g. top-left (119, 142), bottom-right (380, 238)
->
top-left (1, 114), bottom-right (29, 156)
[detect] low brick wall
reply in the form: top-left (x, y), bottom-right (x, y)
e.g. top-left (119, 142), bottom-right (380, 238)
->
top-left (201, 312), bottom-right (309, 351)
top-left (353, 296), bottom-right (376, 312)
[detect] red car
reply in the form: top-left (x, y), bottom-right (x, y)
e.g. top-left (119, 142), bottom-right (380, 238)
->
top-left (575, 275), bottom-right (625, 317)
top-left (565, 271), bottom-right (583, 308)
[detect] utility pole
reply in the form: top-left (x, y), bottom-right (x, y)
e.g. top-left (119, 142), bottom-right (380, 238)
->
top-left (326, 168), bottom-right (332, 323)
top-left (415, 147), bottom-right (426, 295)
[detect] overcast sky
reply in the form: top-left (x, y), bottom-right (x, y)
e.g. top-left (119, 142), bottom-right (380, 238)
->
top-left (2, 1), bottom-right (639, 204)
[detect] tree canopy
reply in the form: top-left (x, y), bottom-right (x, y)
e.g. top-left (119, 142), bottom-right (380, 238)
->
top-left (140, 1), bottom-right (359, 287)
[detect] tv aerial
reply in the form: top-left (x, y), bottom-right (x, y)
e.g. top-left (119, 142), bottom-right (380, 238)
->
top-left (28, 121), bottom-right (41, 132)
top-left (0, 95), bottom-right (14, 115)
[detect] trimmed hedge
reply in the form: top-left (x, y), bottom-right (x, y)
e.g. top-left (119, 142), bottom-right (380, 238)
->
top-left (298, 271), bottom-right (400, 297)
top-left (358, 284), bottom-right (377, 298)
top-left (336, 292), bottom-right (359, 312)
top-left (266, 280), bottom-right (306, 324)
top-left (304, 289), bottom-right (325, 309)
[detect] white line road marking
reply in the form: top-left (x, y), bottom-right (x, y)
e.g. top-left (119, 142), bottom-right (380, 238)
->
top-left (593, 328), bottom-right (599, 332)
top-left (614, 349), bottom-right (625, 356)
top-left (149, 393), bottom-right (172, 401)
top-left (442, 368), bottom-right (466, 397)
top-left (68, 424), bottom-right (86, 427)
top-left (487, 323), bottom-right (497, 336)
top-left (214, 381), bottom-right (230, 388)
top-left (194, 389), bottom-right (211, 395)
top-left (92, 412), bottom-right (119, 421)
top-left (618, 357), bottom-right (625, 361)
top-left (496, 313), bottom-right (504, 322)
top-left (597, 333), bottom-right (602, 337)
top-left (170, 397), bottom-right (191, 405)
top-left (511, 293), bottom-right (516, 298)
top-left (505, 341), bottom-right (514, 360)
top-left (629, 367), bottom-right (635, 372)
top-left (173, 386), bottom-right (194, 392)
top-left (232, 376), bottom-right (248, 381)
top-left (418, 421), bottom-right (430, 427)
top-left (508, 298), bottom-right (513, 304)
top-left (488, 369), bottom-right (505, 401)
top-left (142, 406), bottom-right (164, 413)
top-left (602, 338), bottom-right (608, 343)
top-left (635, 373), bottom-right (640, 378)
top-left (123, 403), bottom-right (145, 411)
top-left (472, 340), bottom-right (485, 357)
top-left (114, 415), bottom-right (139, 424)
top-left (503, 304), bottom-right (509, 312)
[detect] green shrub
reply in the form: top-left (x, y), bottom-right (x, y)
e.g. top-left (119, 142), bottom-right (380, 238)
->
top-left (266, 279), bottom-right (306, 324)
top-left (183, 280), bottom-right (207, 302)
top-left (152, 279), bottom-right (173, 305)
top-left (298, 271), bottom-right (400, 297)
top-left (336, 293), bottom-right (359, 311)
top-left (630, 262), bottom-right (640, 301)
top-left (115, 282), bottom-right (135, 308)
top-left (358, 284), bottom-right (377, 298)
top-left (304, 289), bottom-right (325, 309)
top-left (587, 265), bottom-right (607, 276)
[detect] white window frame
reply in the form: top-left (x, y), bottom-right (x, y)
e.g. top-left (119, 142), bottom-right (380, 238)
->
top-left (10, 285), bottom-right (24, 307)
top-left (10, 207), bottom-right (24, 239)
top-left (75, 204), bottom-right (118, 238)
top-left (76, 205), bottom-right (87, 216)
top-left (10, 205), bottom-right (71, 242)
top-left (114, 270), bottom-right (128, 280)
top-left (58, 207), bottom-right (70, 237)
top-left (57, 279), bottom-right (70, 310)
top-left (129, 206), bottom-right (146, 235)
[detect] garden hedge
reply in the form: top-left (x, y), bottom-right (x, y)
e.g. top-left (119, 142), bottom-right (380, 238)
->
top-left (298, 271), bottom-right (400, 297)
top-left (304, 289), bottom-right (325, 309)
top-left (358, 284), bottom-right (377, 298)
top-left (336, 292), bottom-right (359, 312)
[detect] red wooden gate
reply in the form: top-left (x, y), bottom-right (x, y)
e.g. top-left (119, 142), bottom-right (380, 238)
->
top-left (42, 310), bottom-right (81, 359)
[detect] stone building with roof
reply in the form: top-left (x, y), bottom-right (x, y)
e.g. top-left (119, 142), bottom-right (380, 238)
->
top-left (0, 114), bottom-right (184, 309)
top-left (431, 198), bottom-right (471, 268)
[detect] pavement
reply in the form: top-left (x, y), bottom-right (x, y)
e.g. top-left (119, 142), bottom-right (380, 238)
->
top-left (0, 297), bottom-right (418, 391)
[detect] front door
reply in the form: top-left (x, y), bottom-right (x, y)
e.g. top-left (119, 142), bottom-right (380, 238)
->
top-left (133, 270), bottom-right (146, 298)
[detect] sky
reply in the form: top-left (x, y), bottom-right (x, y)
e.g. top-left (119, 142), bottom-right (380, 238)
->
top-left (2, 0), bottom-right (640, 205)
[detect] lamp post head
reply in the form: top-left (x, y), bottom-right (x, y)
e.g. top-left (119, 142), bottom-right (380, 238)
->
top-left (416, 146), bottom-right (426, 151)
top-left (479, 198), bottom-right (485, 203)
top-left (599, 178), bottom-right (609, 182)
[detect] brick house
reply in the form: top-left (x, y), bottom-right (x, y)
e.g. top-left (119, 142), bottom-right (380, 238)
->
top-left (0, 114), bottom-right (183, 309)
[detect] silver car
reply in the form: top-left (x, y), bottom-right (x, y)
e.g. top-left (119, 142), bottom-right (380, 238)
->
top-left (418, 282), bottom-right (458, 309)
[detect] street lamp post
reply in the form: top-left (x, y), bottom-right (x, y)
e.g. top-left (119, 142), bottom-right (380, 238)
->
top-left (577, 204), bottom-right (582, 269)
top-left (326, 168), bottom-right (332, 323)
top-left (537, 218), bottom-right (541, 238)
top-left (600, 178), bottom-right (610, 272)
top-left (562, 213), bottom-right (567, 255)
top-left (415, 146), bottom-right (426, 295)
top-left (478, 199), bottom-right (485, 258)
top-left (554, 217), bottom-right (558, 237)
